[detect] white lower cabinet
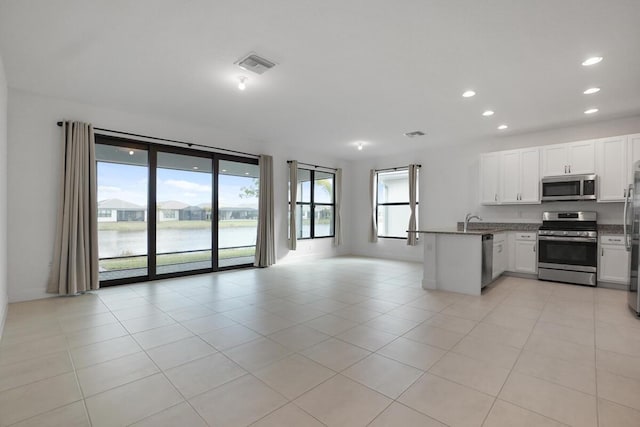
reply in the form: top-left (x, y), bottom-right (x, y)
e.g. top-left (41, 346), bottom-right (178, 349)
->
top-left (598, 235), bottom-right (630, 285)
top-left (507, 232), bottom-right (537, 274)
top-left (492, 233), bottom-right (507, 279)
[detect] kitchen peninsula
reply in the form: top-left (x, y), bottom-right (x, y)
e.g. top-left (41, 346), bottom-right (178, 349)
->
top-left (415, 229), bottom-right (504, 296)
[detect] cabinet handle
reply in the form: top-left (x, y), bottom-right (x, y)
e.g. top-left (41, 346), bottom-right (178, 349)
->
top-left (495, 194), bottom-right (497, 202)
top-left (624, 188), bottom-right (627, 197)
top-left (564, 165), bottom-right (567, 173)
top-left (533, 245), bottom-right (536, 252)
top-left (601, 248), bottom-right (604, 256)
top-left (569, 165), bottom-right (571, 173)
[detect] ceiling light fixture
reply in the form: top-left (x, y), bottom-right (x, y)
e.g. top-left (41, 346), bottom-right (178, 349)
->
top-left (482, 110), bottom-right (494, 117)
top-left (357, 143), bottom-right (364, 151)
top-left (221, 169), bottom-right (227, 172)
top-left (462, 90), bottom-right (476, 98)
top-left (582, 56), bottom-right (603, 66)
top-left (128, 150), bottom-right (134, 155)
top-left (584, 108), bottom-right (599, 114)
top-left (237, 76), bottom-right (247, 91)
top-left (498, 124), bottom-right (508, 130)
top-left (244, 172), bottom-right (250, 175)
top-left (193, 167), bottom-right (199, 170)
top-left (583, 87), bottom-right (600, 95)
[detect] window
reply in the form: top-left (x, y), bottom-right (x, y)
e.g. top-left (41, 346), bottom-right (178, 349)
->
top-left (376, 169), bottom-right (418, 238)
top-left (95, 135), bottom-right (259, 286)
top-left (293, 168), bottom-right (335, 239)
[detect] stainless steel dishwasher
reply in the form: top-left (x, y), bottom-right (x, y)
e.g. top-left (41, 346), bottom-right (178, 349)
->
top-left (481, 234), bottom-right (494, 288)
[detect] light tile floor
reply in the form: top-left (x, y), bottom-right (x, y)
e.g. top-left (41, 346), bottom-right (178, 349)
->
top-left (1, 256), bottom-right (640, 426)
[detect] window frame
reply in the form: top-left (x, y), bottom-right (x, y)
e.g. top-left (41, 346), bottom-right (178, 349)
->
top-left (95, 134), bottom-right (259, 288)
top-left (294, 168), bottom-right (336, 240)
top-left (375, 168), bottom-right (418, 239)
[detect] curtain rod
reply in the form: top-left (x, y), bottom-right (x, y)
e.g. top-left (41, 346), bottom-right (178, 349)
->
top-left (375, 164), bottom-right (422, 173)
top-left (287, 160), bottom-right (338, 171)
top-left (56, 121), bottom-right (259, 159)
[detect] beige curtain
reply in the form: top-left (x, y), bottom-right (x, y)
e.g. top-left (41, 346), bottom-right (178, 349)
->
top-left (407, 164), bottom-right (419, 246)
top-left (254, 154), bottom-right (275, 267)
top-left (47, 121), bottom-right (99, 295)
top-left (334, 168), bottom-right (342, 246)
top-left (369, 169), bottom-right (378, 242)
top-left (288, 160), bottom-right (298, 250)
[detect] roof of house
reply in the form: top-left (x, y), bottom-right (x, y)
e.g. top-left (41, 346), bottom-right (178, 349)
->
top-left (157, 200), bottom-right (189, 210)
top-left (98, 199), bottom-right (145, 210)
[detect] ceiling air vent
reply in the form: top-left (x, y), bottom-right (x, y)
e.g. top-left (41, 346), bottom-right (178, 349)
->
top-left (404, 131), bottom-right (425, 138)
top-left (235, 53), bottom-right (276, 75)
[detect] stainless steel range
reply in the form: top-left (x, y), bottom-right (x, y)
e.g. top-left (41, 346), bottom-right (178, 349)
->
top-left (537, 211), bottom-right (598, 286)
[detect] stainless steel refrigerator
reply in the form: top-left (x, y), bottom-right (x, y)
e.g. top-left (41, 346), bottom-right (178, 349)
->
top-left (626, 161), bottom-right (640, 316)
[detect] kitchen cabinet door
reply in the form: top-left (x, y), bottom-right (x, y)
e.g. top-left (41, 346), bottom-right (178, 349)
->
top-left (519, 148), bottom-right (540, 203)
top-left (492, 233), bottom-right (507, 279)
top-left (599, 243), bottom-right (630, 284)
top-left (567, 140), bottom-right (595, 174)
top-left (480, 153), bottom-right (500, 205)
top-left (514, 240), bottom-right (537, 274)
top-left (627, 133), bottom-right (640, 185)
top-left (542, 144), bottom-right (568, 176)
top-left (500, 150), bottom-right (520, 203)
top-left (597, 136), bottom-right (628, 202)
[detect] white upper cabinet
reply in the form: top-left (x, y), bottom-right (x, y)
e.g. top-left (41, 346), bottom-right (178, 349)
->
top-left (519, 148), bottom-right (540, 203)
top-left (542, 144), bottom-right (569, 176)
top-left (627, 133), bottom-right (640, 185)
top-left (500, 148), bottom-right (540, 204)
top-left (568, 140), bottom-right (596, 174)
top-left (596, 136), bottom-right (628, 202)
top-left (500, 150), bottom-right (520, 203)
top-left (480, 152), bottom-right (500, 205)
top-left (541, 140), bottom-right (595, 176)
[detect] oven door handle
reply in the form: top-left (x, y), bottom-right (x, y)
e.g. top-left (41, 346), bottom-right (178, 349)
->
top-left (538, 236), bottom-right (597, 243)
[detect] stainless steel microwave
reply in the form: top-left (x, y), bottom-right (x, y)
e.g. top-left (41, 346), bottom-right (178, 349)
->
top-left (541, 174), bottom-right (597, 201)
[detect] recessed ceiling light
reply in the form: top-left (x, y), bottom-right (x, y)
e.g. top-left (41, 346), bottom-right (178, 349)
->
top-left (462, 90), bottom-right (476, 98)
top-left (237, 76), bottom-right (247, 90)
top-left (244, 172), bottom-right (250, 175)
top-left (482, 110), bottom-right (495, 117)
top-left (584, 108), bottom-right (599, 114)
top-left (221, 169), bottom-right (227, 172)
top-left (128, 150), bottom-right (134, 155)
top-left (357, 142), bottom-right (364, 151)
top-left (498, 124), bottom-right (508, 130)
top-left (193, 166), bottom-right (199, 170)
top-left (583, 87), bottom-right (600, 95)
top-left (582, 56), bottom-right (603, 66)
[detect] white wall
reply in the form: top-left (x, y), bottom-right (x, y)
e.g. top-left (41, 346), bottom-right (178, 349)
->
top-left (7, 89), bottom-right (351, 302)
top-left (0, 54), bottom-right (8, 336)
top-left (350, 115), bottom-right (640, 262)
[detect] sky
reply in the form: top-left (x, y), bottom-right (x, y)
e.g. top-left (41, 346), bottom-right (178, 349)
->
top-left (97, 162), bottom-right (259, 208)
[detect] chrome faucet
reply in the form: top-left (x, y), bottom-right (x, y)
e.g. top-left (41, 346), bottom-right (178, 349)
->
top-left (464, 213), bottom-right (482, 232)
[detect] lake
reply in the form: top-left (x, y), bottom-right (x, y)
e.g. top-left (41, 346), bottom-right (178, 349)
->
top-left (99, 224), bottom-right (331, 257)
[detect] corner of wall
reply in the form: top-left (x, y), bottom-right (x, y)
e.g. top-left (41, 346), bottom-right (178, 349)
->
top-left (0, 51), bottom-right (8, 339)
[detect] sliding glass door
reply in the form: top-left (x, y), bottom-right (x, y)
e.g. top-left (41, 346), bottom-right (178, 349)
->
top-left (156, 152), bottom-right (213, 275)
top-left (218, 159), bottom-right (260, 267)
top-left (95, 135), bottom-right (258, 285)
top-left (96, 143), bottom-right (149, 281)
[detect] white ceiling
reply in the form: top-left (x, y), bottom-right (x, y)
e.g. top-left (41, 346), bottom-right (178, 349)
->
top-left (1, 0), bottom-right (640, 159)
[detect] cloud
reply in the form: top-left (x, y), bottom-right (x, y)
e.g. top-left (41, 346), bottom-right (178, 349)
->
top-left (98, 185), bottom-right (121, 193)
top-left (164, 179), bottom-right (211, 193)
